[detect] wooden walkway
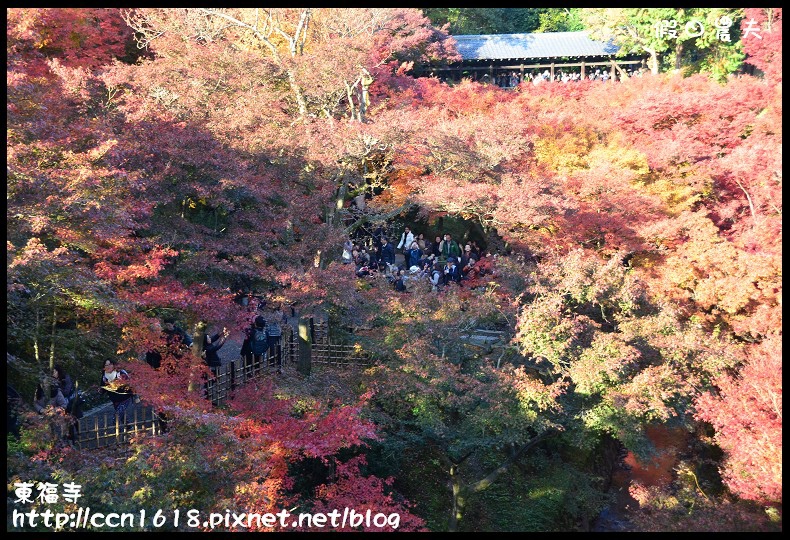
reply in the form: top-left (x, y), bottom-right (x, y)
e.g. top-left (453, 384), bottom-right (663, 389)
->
top-left (72, 324), bottom-right (373, 450)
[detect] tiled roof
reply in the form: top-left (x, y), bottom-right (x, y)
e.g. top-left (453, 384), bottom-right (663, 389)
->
top-left (452, 31), bottom-right (619, 61)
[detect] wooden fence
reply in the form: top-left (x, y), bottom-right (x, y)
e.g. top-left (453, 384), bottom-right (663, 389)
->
top-left (72, 404), bottom-right (164, 450)
top-left (204, 347), bottom-right (284, 407)
top-left (283, 321), bottom-right (373, 367)
top-left (72, 322), bottom-right (372, 450)
top-left (72, 349), bottom-right (282, 449)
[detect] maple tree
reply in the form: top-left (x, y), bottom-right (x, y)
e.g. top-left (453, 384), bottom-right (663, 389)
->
top-left (357, 286), bottom-right (570, 531)
top-left (741, 8), bottom-right (782, 81)
top-left (8, 370), bottom-right (425, 532)
top-left (7, 7), bottom-right (783, 532)
top-left (694, 335), bottom-right (782, 505)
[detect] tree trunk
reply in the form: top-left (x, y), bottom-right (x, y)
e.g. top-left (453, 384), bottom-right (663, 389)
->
top-left (33, 308), bottom-right (41, 365)
top-left (189, 321), bottom-right (207, 393)
top-left (448, 431), bottom-right (556, 531)
top-left (330, 172), bottom-right (349, 227)
top-left (49, 306), bottom-right (56, 372)
top-left (297, 317), bottom-right (312, 376)
top-left (641, 44), bottom-right (659, 74)
top-left (33, 308), bottom-right (45, 398)
top-left (356, 85), bottom-right (365, 123)
top-left (735, 178), bottom-right (757, 222)
top-left (288, 71), bottom-right (308, 119)
top-left (674, 39), bottom-right (683, 70)
top-left (448, 464), bottom-right (464, 532)
top-left (345, 81), bottom-right (357, 121)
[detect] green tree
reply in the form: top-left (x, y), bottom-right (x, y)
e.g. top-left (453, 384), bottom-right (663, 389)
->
top-left (422, 8), bottom-right (543, 35)
top-left (581, 8), bottom-right (745, 79)
top-left (536, 8), bottom-right (585, 32)
top-left (361, 287), bottom-right (569, 531)
top-left (661, 8), bottom-right (744, 80)
top-left (581, 8), bottom-right (678, 74)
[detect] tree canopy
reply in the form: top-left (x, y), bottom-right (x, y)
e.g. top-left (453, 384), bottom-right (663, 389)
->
top-left (7, 7), bottom-right (782, 533)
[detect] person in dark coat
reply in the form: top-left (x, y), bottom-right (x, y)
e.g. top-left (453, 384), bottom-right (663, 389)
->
top-left (266, 318), bottom-right (283, 373)
top-left (145, 321), bottom-right (192, 370)
top-left (372, 225), bottom-right (385, 250)
top-left (52, 364), bottom-right (74, 403)
top-left (240, 316), bottom-right (266, 376)
top-left (202, 327), bottom-right (230, 370)
top-left (406, 241), bottom-right (423, 269)
top-left (380, 237), bottom-right (395, 267)
top-left (443, 258), bottom-right (462, 285)
top-left (369, 245), bottom-right (381, 271)
top-left (459, 245), bottom-right (475, 275)
top-left (34, 382), bottom-right (67, 414)
top-left (432, 236), bottom-right (443, 258)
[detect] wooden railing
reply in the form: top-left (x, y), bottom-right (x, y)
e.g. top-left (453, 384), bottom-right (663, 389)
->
top-left (282, 322), bottom-right (373, 367)
top-left (204, 347), bottom-right (283, 407)
top-left (73, 405), bottom-right (164, 450)
top-left (72, 321), bottom-right (372, 450)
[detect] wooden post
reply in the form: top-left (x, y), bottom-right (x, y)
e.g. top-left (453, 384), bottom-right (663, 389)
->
top-left (189, 321), bottom-right (207, 393)
top-left (550, 62), bottom-right (555, 81)
top-left (611, 59), bottom-right (616, 84)
top-left (298, 317), bottom-right (312, 376)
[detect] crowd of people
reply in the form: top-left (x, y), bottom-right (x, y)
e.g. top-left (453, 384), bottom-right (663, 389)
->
top-left (438, 66), bottom-right (648, 88)
top-left (29, 223), bottom-right (497, 424)
top-left (343, 225), bottom-right (498, 293)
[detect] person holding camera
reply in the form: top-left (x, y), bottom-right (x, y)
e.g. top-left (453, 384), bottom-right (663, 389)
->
top-left (202, 327), bottom-right (230, 371)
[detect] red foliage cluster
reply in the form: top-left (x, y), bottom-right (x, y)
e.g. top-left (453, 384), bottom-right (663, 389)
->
top-left (695, 336), bottom-right (782, 504)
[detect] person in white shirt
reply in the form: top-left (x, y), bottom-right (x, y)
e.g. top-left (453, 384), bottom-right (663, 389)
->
top-left (397, 226), bottom-right (414, 254)
top-left (341, 238), bottom-right (354, 264)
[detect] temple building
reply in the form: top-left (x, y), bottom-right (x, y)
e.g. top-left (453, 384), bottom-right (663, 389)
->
top-left (420, 31), bottom-right (648, 85)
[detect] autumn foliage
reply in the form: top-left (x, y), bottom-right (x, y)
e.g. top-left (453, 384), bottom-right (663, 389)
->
top-left (7, 7), bottom-right (782, 532)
